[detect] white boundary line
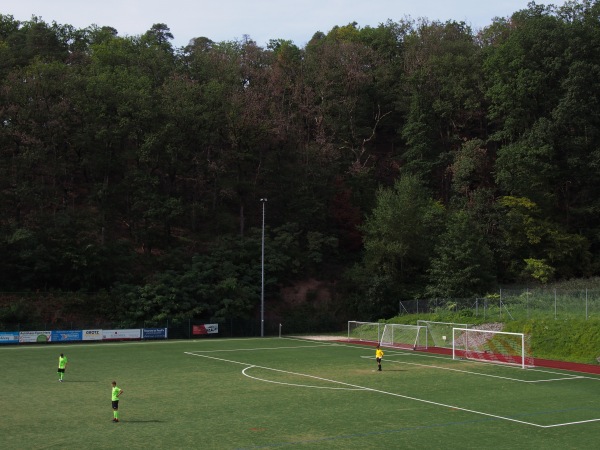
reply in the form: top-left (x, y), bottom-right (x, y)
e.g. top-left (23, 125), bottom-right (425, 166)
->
top-left (184, 344), bottom-right (600, 428)
top-left (184, 351), bottom-right (600, 428)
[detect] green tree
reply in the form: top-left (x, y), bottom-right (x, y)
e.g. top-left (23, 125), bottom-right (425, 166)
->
top-left (426, 210), bottom-right (496, 297)
top-left (401, 19), bottom-right (485, 197)
top-left (358, 174), bottom-right (444, 315)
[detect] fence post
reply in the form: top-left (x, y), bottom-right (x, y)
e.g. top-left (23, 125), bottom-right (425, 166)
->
top-left (499, 289), bottom-right (502, 320)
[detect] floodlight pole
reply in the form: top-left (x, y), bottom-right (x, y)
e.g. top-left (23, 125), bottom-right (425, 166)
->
top-left (260, 198), bottom-right (267, 337)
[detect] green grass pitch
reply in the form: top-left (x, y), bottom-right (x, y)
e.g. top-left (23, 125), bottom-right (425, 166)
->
top-left (1, 337), bottom-right (600, 449)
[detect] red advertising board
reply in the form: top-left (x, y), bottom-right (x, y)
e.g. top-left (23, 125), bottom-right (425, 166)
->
top-left (192, 324), bottom-right (218, 335)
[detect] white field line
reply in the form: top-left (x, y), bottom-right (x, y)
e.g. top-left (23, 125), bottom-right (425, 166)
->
top-left (185, 351), bottom-right (577, 428)
top-left (188, 344), bottom-right (331, 353)
top-left (529, 377), bottom-right (587, 382)
top-left (543, 418), bottom-right (600, 428)
top-left (241, 366), bottom-right (364, 390)
top-left (359, 356), bottom-right (585, 383)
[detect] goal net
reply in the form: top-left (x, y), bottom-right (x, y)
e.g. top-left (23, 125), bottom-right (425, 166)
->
top-left (380, 324), bottom-right (428, 350)
top-left (452, 328), bottom-right (534, 369)
top-left (417, 320), bottom-right (471, 349)
top-left (347, 321), bottom-right (383, 343)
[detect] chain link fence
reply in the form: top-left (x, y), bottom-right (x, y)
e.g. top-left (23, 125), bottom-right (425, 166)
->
top-left (399, 288), bottom-right (600, 321)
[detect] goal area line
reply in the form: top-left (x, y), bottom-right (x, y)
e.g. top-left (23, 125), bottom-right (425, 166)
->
top-left (359, 354), bottom-right (588, 383)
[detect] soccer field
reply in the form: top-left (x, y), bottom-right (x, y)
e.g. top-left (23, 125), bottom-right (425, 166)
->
top-left (2, 337), bottom-right (600, 449)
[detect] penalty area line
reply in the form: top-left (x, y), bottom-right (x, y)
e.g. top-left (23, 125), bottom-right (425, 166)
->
top-left (185, 352), bottom-right (547, 427)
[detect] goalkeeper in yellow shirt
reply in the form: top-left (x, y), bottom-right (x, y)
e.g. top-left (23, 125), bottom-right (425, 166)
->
top-left (375, 345), bottom-right (384, 371)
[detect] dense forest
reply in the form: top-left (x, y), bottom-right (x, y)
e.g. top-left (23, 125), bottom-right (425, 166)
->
top-left (1, 1), bottom-right (600, 331)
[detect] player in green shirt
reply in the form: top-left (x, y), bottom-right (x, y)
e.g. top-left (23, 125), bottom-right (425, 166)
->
top-left (57, 353), bottom-right (68, 382)
top-left (111, 381), bottom-right (123, 422)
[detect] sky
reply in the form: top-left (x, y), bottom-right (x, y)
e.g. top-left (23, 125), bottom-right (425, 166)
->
top-left (3, 0), bottom-right (554, 48)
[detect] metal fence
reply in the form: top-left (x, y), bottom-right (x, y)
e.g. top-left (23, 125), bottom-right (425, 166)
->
top-left (399, 288), bottom-right (600, 321)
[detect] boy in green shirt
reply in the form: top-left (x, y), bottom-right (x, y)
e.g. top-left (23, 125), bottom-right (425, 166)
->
top-left (57, 353), bottom-right (68, 382)
top-left (111, 381), bottom-right (123, 422)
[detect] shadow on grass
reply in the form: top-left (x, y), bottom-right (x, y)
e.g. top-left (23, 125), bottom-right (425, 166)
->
top-left (122, 419), bottom-right (164, 424)
top-left (61, 380), bottom-right (99, 383)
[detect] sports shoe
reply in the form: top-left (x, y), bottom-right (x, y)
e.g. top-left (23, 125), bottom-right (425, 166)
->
top-left (59, 379), bottom-right (63, 382)
top-left (112, 418), bottom-right (117, 422)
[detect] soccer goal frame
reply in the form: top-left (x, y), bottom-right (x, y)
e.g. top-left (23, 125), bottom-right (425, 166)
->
top-left (416, 320), bottom-right (471, 348)
top-left (347, 321), bottom-right (383, 343)
top-left (379, 324), bottom-right (428, 350)
top-left (452, 328), bottom-right (533, 369)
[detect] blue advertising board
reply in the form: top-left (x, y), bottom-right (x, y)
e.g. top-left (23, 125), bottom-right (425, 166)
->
top-left (51, 330), bottom-right (83, 342)
top-left (0, 331), bottom-right (19, 344)
top-left (142, 328), bottom-right (168, 340)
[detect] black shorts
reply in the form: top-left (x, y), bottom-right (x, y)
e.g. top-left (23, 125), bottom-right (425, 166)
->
top-left (112, 401), bottom-right (119, 410)
top-left (58, 368), bottom-right (65, 373)
top-left (376, 358), bottom-right (382, 363)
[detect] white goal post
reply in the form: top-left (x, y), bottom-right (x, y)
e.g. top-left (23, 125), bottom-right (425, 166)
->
top-left (452, 328), bottom-right (534, 369)
top-left (380, 324), bottom-right (428, 350)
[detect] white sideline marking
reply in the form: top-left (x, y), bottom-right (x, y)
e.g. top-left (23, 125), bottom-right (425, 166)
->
top-left (530, 376), bottom-right (586, 382)
top-left (185, 351), bottom-right (600, 428)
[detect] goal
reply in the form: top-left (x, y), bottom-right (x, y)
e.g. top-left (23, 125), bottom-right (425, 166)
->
top-left (380, 324), bottom-right (428, 350)
top-left (347, 321), bottom-right (383, 343)
top-left (417, 320), bottom-right (471, 348)
top-left (452, 328), bottom-right (534, 369)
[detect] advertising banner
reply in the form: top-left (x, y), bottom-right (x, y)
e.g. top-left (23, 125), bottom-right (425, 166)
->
top-left (82, 329), bottom-right (103, 341)
top-left (19, 330), bottom-right (51, 343)
top-left (0, 331), bottom-right (19, 344)
top-left (102, 329), bottom-right (141, 341)
top-left (51, 330), bottom-right (83, 342)
top-left (142, 328), bottom-right (168, 340)
top-left (192, 323), bottom-right (218, 335)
